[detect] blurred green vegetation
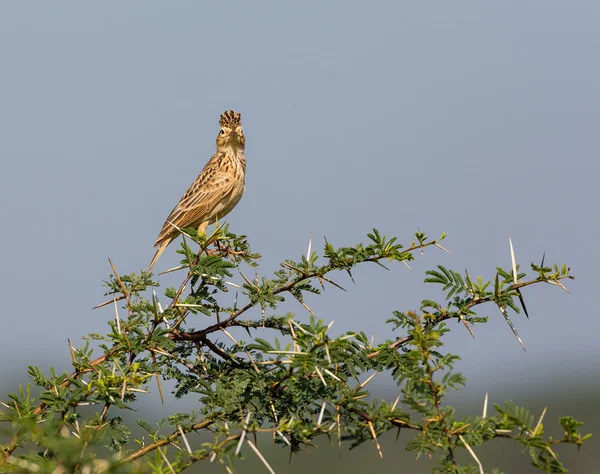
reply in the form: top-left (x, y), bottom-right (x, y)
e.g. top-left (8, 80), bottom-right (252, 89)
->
top-left (2, 365), bottom-right (597, 473)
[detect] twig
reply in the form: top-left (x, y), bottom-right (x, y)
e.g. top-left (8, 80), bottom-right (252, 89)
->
top-left (119, 419), bottom-right (214, 464)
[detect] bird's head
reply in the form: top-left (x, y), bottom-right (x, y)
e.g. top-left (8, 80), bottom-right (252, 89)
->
top-left (216, 110), bottom-right (245, 152)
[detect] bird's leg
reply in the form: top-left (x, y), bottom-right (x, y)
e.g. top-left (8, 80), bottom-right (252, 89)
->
top-left (203, 240), bottom-right (245, 260)
top-left (214, 242), bottom-right (246, 261)
top-left (198, 222), bottom-right (245, 260)
top-left (191, 222), bottom-right (210, 261)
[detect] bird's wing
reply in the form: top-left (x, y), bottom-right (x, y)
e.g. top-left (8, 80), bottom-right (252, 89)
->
top-left (154, 153), bottom-right (236, 245)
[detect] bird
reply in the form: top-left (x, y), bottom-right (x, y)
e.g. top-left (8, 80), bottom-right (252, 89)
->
top-left (147, 110), bottom-right (246, 272)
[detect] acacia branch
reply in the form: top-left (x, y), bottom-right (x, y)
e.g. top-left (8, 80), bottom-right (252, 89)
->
top-left (172, 239), bottom-right (443, 343)
top-left (119, 418), bottom-right (215, 464)
top-left (366, 273), bottom-right (574, 359)
top-left (1, 352), bottom-right (112, 462)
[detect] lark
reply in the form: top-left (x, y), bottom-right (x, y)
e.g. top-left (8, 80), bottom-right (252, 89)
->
top-left (148, 110), bottom-right (246, 272)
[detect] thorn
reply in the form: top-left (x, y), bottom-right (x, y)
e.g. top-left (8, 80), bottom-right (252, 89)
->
top-left (289, 318), bottom-right (313, 335)
top-left (158, 447), bottom-right (176, 474)
top-left (314, 366), bottom-right (327, 387)
top-left (323, 368), bottom-right (342, 382)
top-left (178, 425), bottom-right (192, 454)
top-left (320, 275), bottom-right (347, 292)
top-left (93, 294), bottom-right (125, 310)
top-left (395, 426), bottom-right (402, 443)
top-left (317, 400), bottom-right (327, 426)
top-left (555, 280), bottom-right (571, 294)
top-left (346, 269), bottom-right (355, 284)
top-left (359, 372), bottom-right (378, 389)
top-left (324, 343), bottom-right (332, 365)
top-left (435, 242), bottom-right (452, 255)
top-left (276, 430), bottom-right (291, 446)
top-left (108, 258), bottom-right (130, 303)
top-left (368, 421), bottom-right (384, 460)
top-left (235, 412), bottom-right (252, 456)
top-left (498, 305), bottom-right (526, 351)
top-left (67, 339), bottom-right (76, 364)
top-left (508, 237), bottom-right (518, 285)
top-left (221, 329), bottom-right (239, 344)
top-left (159, 264), bottom-right (187, 275)
top-left (373, 260), bottom-right (390, 271)
top-left (516, 288), bottom-right (529, 319)
top-left (459, 434), bottom-right (484, 474)
top-left (458, 315), bottom-right (476, 338)
top-left (482, 392), bottom-right (488, 419)
top-left (533, 407), bottom-right (547, 436)
top-left (246, 439), bottom-right (275, 474)
top-left (239, 271), bottom-right (258, 289)
top-left (290, 292), bottom-right (315, 316)
top-left (113, 298), bottom-right (122, 334)
top-left (391, 394), bottom-right (401, 412)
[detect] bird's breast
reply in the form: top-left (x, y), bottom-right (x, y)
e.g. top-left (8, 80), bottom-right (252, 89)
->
top-left (209, 153), bottom-right (246, 223)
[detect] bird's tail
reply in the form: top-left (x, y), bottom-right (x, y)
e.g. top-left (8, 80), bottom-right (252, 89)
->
top-left (147, 240), bottom-right (170, 273)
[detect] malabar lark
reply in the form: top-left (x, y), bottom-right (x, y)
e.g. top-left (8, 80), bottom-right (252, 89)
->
top-left (148, 110), bottom-right (246, 272)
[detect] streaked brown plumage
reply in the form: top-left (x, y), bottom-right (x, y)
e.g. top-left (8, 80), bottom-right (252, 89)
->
top-left (148, 110), bottom-right (246, 272)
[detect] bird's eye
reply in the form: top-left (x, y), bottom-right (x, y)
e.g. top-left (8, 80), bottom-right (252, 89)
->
top-left (219, 130), bottom-right (225, 135)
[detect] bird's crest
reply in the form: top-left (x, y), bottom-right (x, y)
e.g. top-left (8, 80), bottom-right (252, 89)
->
top-left (219, 110), bottom-right (241, 128)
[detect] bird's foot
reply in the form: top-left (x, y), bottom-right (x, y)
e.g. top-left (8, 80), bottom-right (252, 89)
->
top-left (206, 242), bottom-right (245, 260)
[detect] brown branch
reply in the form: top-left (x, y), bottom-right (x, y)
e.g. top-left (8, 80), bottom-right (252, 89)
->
top-left (198, 336), bottom-right (246, 368)
top-left (122, 421), bottom-right (284, 467)
top-left (119, 418), bottom-right (214, 464)
top-left (352, 407), bottom-right (421, 431)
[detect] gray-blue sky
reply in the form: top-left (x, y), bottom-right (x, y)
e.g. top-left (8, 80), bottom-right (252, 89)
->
top-left (0, 0), bottom-right (598, 467)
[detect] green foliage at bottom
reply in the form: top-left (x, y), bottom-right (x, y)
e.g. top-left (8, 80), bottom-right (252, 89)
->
top-left (0, 226), bottom-right (590, 473)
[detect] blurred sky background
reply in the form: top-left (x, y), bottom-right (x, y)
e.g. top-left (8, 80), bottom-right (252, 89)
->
top-left (0, 2), bottom-right (598, 472)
